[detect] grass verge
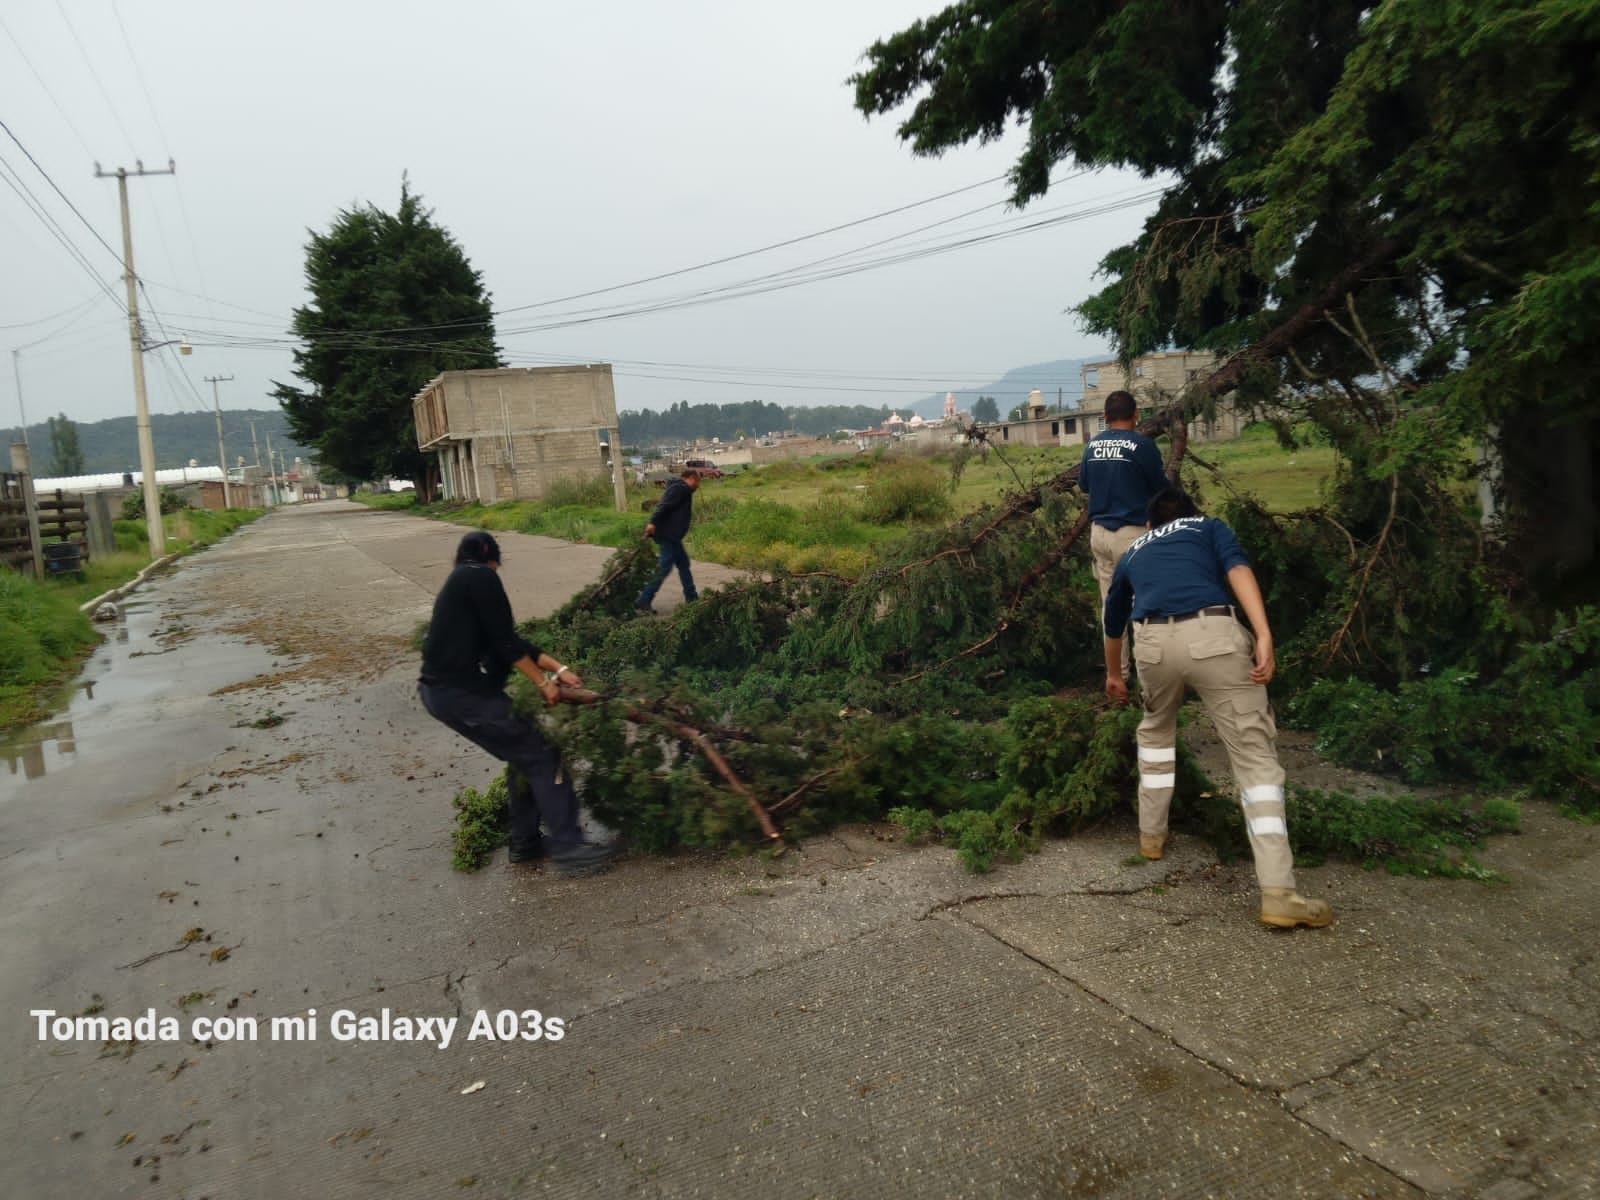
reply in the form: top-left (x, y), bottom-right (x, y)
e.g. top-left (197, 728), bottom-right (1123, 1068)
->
top-left (1, 506), bottom-right (266, 731)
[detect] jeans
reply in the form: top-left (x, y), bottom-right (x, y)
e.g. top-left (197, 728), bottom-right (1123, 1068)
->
top-left (637, 538), bottom-right (697, 606)
top-left (417, 682), bottom-right (585, 850)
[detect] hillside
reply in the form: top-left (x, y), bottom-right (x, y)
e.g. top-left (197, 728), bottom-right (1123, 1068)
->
top-left (906, 357), bottom-right (1096, 418)
top-left (19, 409), bottom-right (313, 475)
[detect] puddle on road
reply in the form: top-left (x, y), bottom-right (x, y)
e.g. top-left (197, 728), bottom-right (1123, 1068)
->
top-left (1, 598), bottom-right (282, 794)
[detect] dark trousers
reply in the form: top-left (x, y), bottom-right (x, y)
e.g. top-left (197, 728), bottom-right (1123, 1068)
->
top-left (417, 683), bottom-right (584, 850)
top-left (638, 539), bottom-right (697, 606)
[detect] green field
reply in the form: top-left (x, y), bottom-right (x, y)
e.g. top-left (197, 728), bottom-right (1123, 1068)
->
top-left (354, 422), bottom-right (1343, 577)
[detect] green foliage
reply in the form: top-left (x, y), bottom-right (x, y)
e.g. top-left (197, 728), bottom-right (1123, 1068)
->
top-left (120, 488), bottom-right (191, 519)
top-left (1289, 607), bottom-right (1600, 814)
top-left (1285, 787), bottom-right (1520, 879)
top-left (451, 773), bottom-right (510, 871)
top-left (970, 397), bottom-right (999, 424)
top-left (275, 180), bottom-right (500, 487)
top-left (353, 490), bottom-right (420, 510)
top-left (46, 412), bottom-right (84, 476)
top-left (854, 0), bottom-right (1600, 585)
top-left (859, 458), bottom-right (952, 525)
top-left (0, 566), bottom-right (97, 729)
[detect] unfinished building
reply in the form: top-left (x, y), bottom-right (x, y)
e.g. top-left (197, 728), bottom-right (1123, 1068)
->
top-left (412, 365), bottom-right (626, 509)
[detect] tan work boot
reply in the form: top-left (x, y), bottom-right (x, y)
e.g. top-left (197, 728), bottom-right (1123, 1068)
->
top-left (1139, 832), bottom-right (1166, 861)
top-left (1260, 888), bottom-right (1332, 929)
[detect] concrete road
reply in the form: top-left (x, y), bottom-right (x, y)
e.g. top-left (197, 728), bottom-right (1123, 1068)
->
top-left (2, 501), bottom-right (1596, 1199)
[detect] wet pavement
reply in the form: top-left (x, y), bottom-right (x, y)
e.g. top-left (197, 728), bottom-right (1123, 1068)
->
top-left (2, 501), bottom-right (1597, 1199)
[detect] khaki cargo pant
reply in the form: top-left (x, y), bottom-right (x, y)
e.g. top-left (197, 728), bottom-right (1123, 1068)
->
top-left (1091, 523), bottom-right (1145, 681)
top-left (1131, 611), bottom-right (1295, 890)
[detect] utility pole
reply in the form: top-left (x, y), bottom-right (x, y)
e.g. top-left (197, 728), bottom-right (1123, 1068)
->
top-left (264, 428), bottom-right (279, 505)
top-left (97, 159), bottom-right (177, 560)
top-left (204, 374), bottom-right (234, 509)
top-left (11, 350), bottom-right (28, 453)
top-left (246, 417), bottom-right (264, 506)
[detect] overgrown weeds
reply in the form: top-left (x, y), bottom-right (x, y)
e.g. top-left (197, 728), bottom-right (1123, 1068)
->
top-left (0, 566), bottom-right (97, 729)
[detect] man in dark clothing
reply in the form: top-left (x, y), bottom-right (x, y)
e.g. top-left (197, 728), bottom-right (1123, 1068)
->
top-left (418, 531), bottom-right (617, 876)
top-left (1077, 389), bottom-right (1167, 681)
top-left (636, 467), bottom-right (701, 613)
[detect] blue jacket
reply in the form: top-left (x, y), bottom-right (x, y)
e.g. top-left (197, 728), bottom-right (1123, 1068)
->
top-left (1104, 517), bottom-right (1251, 638)
top-left (1078, 428), bottom-right (1166, 530)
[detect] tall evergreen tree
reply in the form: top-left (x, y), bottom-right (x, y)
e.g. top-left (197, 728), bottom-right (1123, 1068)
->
top-left (45, 413), bottom-right (84, 476)
top-left (970, 396), bottom-right (999, 424)
top-left (853, 0), bottom-right (1600, 583)
top-left (273, 182), bottom-right (500, 491)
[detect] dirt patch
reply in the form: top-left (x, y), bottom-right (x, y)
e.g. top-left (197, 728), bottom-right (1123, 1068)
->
top-left (1184, 707), bottom-right (1442, 797)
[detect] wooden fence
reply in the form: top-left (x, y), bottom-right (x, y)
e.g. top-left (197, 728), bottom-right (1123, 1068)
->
top-left (0, 470), bottom-right (32, 572)
top-left (36, 489), bottom-right (88, 545)
top-left (1, 473), bottom-right (88, 574)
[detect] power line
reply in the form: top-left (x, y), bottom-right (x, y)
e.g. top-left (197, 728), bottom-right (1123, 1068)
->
top-left (54, 0), bottom-right (138, 155)
top-left (0, 293), bottom-right (101, 331)
top-left (177, 179), bottom-right (1158, 355)
top-left (232, 170), bottom-right (1022, 341)
top-left (0, 13), bottom-right (97, 161)
top-left (0, 151), bottom-right (126, 311)
top-left (138, 279), bottom-right (207, 408)
top-left (0, 116), bottom-right (124, 264)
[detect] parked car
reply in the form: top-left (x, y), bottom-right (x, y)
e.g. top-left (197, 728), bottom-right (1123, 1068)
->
top-left (682, 458), bottom-right (724, 479)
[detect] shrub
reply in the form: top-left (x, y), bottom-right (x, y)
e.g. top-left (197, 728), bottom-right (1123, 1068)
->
top-left (1288, 606), bottom-right (1600, 814)
top-left (1285, 787), bottom-right (1520, 878)
top-left (119, 487), bottom-right (190, 519)
top-left (860, 459), bottom-right (952, 525)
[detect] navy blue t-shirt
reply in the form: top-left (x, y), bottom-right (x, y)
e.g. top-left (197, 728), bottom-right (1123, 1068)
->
top-left (1078, 428), bottom-right (1166, 530)
top-left (1103, 517), bottom-right (1251, 637)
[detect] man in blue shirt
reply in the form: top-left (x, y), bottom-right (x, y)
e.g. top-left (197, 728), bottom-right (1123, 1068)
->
top-left (1103, 488), bottom-right (1331, 930)
top-left (1077, 390), bottom-right (1167, 680)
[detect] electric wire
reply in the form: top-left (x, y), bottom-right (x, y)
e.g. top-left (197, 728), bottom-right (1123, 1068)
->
top-left (0, 293), bottom-right (101, 331)
top-left (0, 150), bottom-right (126, 312)
top-left (177, 182), bottom-right (1158, 355)
top-left (226, 170), bottom-right (1020, 340)
top-left (112, 0), bottom-right (221, 327)
top-left (53, 0), bottom-right (138, 155)
top-left (0, 116), bottom-right (124, 264)
top-left (0, 13), bottom-right (97, 161)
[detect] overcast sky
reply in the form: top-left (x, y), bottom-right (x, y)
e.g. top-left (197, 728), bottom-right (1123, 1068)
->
top-left (2, 0), bottom-right (1159, 438)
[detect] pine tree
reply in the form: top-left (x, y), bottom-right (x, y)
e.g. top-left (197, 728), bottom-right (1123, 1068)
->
top-left (274, 181), bottom-right (500, 492)
top-left (852, 0), bottom-right (1600, 583)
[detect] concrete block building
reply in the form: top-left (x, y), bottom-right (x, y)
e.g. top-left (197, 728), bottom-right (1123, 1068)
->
top-left (984, 389), bottom-right (1085, 448)
top-left (1080, 350), bottom-right (1245, 442)
top-left (412, 365), bottom-right (626, 508)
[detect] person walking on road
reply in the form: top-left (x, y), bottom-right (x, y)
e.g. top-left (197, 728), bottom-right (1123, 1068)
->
top-left (1102, 488), bottom-right (1331, 930)
top-left (637, 467), bottom-right (701, 614)
top-left (1077, 390), bottom-right (1167, 680)
top-left (418, 531), bottom-right (617, 876)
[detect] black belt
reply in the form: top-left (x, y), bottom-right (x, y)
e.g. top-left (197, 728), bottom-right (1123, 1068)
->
top-left (1136, 605), bottom-right (1237, 625)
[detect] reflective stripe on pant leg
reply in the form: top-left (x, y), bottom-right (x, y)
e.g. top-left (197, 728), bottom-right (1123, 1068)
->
top-left (1133, 625), bottom-right (1183, 838)
top-left (1182, 618), bottom-right (1296, 890)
